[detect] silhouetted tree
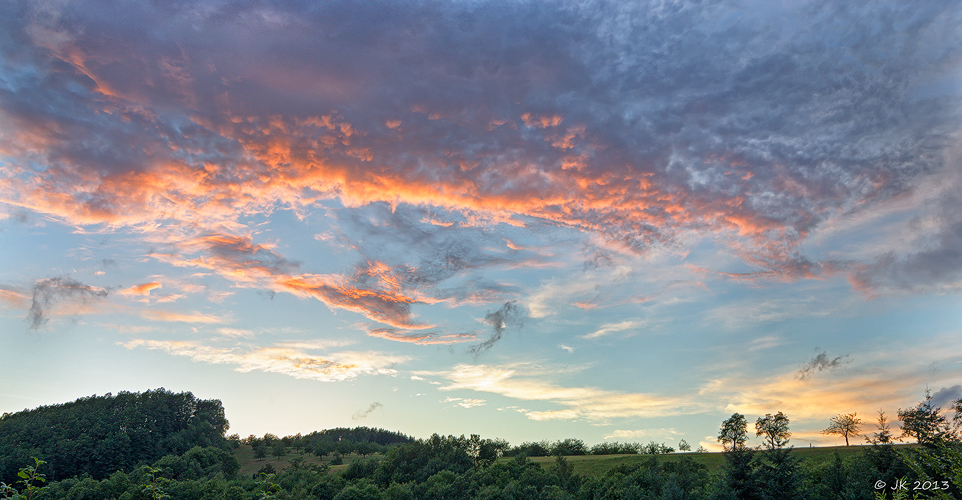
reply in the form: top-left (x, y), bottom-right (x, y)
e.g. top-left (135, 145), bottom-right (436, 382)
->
top-left (898, 391), bottom-right (949, 444)
top-left (755, 412), bottom-right (791, 450)
top-left (719, 413), bottom-right (749, 451)
top-left (822, 413), bottom-right (861, 446)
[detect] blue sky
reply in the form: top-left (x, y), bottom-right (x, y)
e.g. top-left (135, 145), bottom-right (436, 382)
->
top-left (2, 0), bottom-right (962, 451)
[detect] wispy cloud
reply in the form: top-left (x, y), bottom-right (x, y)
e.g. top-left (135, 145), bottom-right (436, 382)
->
top-left (122, 339), bottom-right (409, 382)
top-left (468, 301), bottom-right (528, 356)
top-left (119, 282), bottom-right (162, 297)
top-left (582, 320), bottom-right (643, 340)
top-left (796, 350), bottom-right (848, 381)
top-left (140, 310), bottom-right (225, 324)
top-left (444, 397), bottom-right (487, 409)
top-left (352, 402), bottom-right (383, 420)
top-left (27, 276), bottom-right (109, 329)
top-left (434, 364), bottom-right (696, 421)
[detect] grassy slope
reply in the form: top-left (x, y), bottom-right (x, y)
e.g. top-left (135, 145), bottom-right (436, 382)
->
top-left (234, 443), bottom-right (917, 480)
top-left (500, 444), bottom-right (918, 478)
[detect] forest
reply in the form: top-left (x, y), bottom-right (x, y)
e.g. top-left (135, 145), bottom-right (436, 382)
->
top-left (1, 388), bottom-right (961, 499)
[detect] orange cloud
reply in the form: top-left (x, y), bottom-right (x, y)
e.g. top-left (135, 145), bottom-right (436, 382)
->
top-left (120, 282), bottom-right (162, 296)
top-left (365, 326), bottom-right (477, 345)
top-left (140, 310), bottom-right (225, 324)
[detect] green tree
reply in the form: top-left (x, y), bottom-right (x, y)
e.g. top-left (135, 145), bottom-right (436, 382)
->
top-left (756, 447), bottom-right (809, 500)
top-left (718, 447), bottom-right (760, 500)
top-left (755, 412), bottom-right (791, 450)
top-left (0, 457), bottom-right (46, 500)
top-left (719, 413), bottom-right (749, 451)
top-left (822, 413), bottom-right (862, 446)
top-left (867, 410), bottom-right (895, 445)
top-left (678, 439), bottom-right (691, 452)
top-left (270, 441), bottom-right (287, 459)
top-left (255, 472), bottom-right (280, 500)
top-left (898, 391), bottom-right (949, 444)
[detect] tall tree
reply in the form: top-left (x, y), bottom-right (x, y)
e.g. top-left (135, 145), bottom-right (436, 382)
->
top-left (866, 410), bottom-right (895, 445)
top-left (755, 412), bottom-right (791, 450)
top-left (719, 413), bottom-right (749, 451)
top-left (898, 391), bottom-right (949, 444)
top-left (822, 413), bottom-right (861, 446)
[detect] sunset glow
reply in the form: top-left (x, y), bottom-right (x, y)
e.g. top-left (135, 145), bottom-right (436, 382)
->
top-left (2, 0), bottom-right (961, 448)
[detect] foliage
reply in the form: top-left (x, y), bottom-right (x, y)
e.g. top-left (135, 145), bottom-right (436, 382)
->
top-left (867, 410), bottom-right (896, 445)
top-left (716, 447), bottom-right (759, 500)
top-left (256, 472), bottom-right (281, 499)
top-left (0, 388), bottom-right (230, 483)
top-left (550, 438), bottom-right (589, 456)
top-left (901, 442), bottom-right (962, 499)
top-left (755, 447), bottom-right (809, 500)
top-left (755, 412), bottom-right (791, 450)
top-left (719, 413), bottom-right (749, 451)
top-left (12, 389), bottom-right (946, 500)
top-left (898, 391), bottom-right (950, 444)
top-left (0, 457), bottom-right (45, 500)
top-left (141, 465), bottom-right (170, 500)
top-left (679, 439), bottom-right (692, 452)
top-left (823, 413), bottom-right (862, 446)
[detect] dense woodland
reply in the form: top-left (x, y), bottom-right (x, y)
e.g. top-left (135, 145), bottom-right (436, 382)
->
top-left (1, 389), bottom-right (961, 499)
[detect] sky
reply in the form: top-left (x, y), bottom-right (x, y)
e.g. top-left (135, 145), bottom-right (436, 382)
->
top-left (1, 0), bottom-right (962, 451)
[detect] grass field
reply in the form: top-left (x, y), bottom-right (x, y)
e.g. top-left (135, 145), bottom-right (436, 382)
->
top-left (233, 443), bottom-right (916, 480)
top-left (512, 444), bottom-right (918, 477)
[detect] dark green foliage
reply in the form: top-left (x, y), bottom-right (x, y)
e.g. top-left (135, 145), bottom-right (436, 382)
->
top-left (257, 463), bottom-right (277, 477)
top-left (373, 435), bottom-right (473, 485)
top-left (343, 459), bottom-right (379, 481)
top-left (901, 442), bottom-right (962, 499)
top-left (898, 391), bottom-right (955, 444)
top-left (153, 446), bottom-right (241, 481)
top-left (754, 413), bottom-right (791, 450)
top-left (13, 389), bottom-right (941, 500)
top-left (719, 414), bottom-right (749, 451)
top-left (810, 452), bottom-right (874, 500)
top-left (0, 389), bottom-right (230, 483)
top-left (550, 439), bottom-right (589, 456)
top-left (714, 448), bottom-right (760, 500)
top-left (590, 441), bottom-right (641, 455)
top-left (334, 480), bottom-right (382, 500)
top-left (642, 441), bottom-right (676, 455)
top-left (505, 441), bottom-right (551, 457)
top-left (296, 427), bottom-right (414, 454)
top-left (754, 447), bottom-right (808, 500)
top-left (581, 455), bottom-right (710, 499)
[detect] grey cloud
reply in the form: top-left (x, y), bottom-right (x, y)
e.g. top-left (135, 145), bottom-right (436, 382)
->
top-left (796, 350), bottom-right (848, 381)
top-left (469, 300), bottom-right (528, 356)
top-left (339, 204), bottom-right (521, 301)
top-left (1, 0), bottom-right (960, 287)
top-left (351, 402), bottom-right (383, 421)
top-left (930, 385), bottom-right (962, 409)
top-left (853, 167), bottom-right (962, 293)
top-left (28, 276), bottom-right (109, 329)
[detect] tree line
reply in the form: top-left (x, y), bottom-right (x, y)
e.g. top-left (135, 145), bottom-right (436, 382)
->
top-left (2, 388), bottom-right (962, 499)
top-left (0, 389), bottom-right (230, 484)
